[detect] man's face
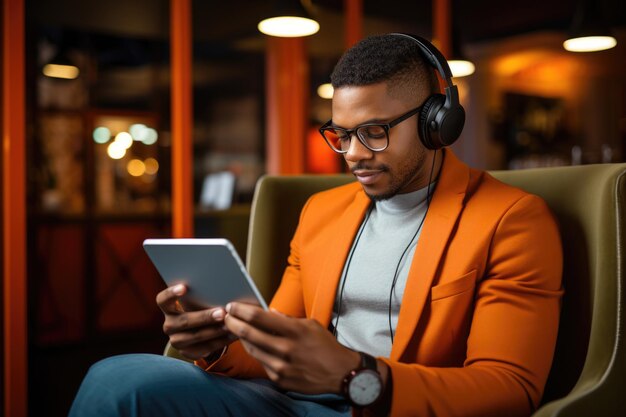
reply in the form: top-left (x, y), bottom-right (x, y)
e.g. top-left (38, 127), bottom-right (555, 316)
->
top-left (331, 82), bottom-right (433, 201)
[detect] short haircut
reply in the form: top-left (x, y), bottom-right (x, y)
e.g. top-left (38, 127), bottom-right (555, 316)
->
top-left (330, 34), bottom-right (439, 103)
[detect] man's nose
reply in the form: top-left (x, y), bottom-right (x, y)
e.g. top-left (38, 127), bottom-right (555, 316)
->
top-left (344, 133), bottom-right (374, 162)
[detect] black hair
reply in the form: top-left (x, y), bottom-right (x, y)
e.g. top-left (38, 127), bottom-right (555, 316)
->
top-left (330, 34), bottom-right (439, 103)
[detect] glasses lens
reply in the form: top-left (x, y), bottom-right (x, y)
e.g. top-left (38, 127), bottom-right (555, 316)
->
top-left (322, 128), bottom-right (350, 152)
top-left (357, 125), bottom-right (388, 150)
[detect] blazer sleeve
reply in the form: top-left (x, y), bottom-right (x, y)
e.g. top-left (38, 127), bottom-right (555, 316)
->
top-left (379, 194), bottom-right (563, 417)
top-left (265, 195), bottom-right (312, 318)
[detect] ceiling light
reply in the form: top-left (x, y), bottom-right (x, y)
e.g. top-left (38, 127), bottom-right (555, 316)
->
top-left (258, 1), bottom-right (319, 37)
top-left (448, 24), bottom-right (475, 78)
top-left (448, 60), bottom-right (475, 78)
top-left (43, 63), bottom-right (79, 80)
top-left (42, 46), bottom-right (80, 80)
top-left (564, 0), bottom-right (617, 52)
top-left (563, 36), bottom-right (616, 52)
top-left (317, 83), bottom-right (333, 99)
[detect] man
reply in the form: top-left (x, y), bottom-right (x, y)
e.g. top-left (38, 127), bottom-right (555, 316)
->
top-left (70, 34), bottom-right (562, 417)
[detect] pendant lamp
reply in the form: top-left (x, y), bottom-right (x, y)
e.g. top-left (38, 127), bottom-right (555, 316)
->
top-left (258, 0), bottom-right (320, 37)
top-left (42, 47), bottom-right (80, 80)
top-left (448, 17), bottom-right (475, 77)
top-left (563, 0), bottom-right (617, 52)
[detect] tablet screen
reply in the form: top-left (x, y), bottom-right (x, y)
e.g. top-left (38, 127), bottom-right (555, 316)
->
top-left (143, 238), bottom-right (268, 310)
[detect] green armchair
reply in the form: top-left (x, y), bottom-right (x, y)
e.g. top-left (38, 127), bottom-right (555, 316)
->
top-left (490, 164), bottom-right (626, 416)
top-left (166, 163), bottom-right (626, 416)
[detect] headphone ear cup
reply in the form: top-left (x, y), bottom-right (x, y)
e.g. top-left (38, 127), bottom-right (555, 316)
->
top-left (437, 102), bottom-right (465, 147)
top-left (419, 94), bottom-right (445, 150)
top-left (419, 93), bottom-right (465, 149)
top-left (390, 33), bottom-right (466, 148)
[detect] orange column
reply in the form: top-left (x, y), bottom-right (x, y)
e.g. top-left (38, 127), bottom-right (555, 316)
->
top-left (433, 0), bottom-right (451, 58)
top-left (265, 37), bottom-right (308, 175)
top-left (2, 0), bottom-right (28, 415)
top-left (345, 0), bottom-right (363, 48)
top-left (171, 0), bottom-right (194, 237)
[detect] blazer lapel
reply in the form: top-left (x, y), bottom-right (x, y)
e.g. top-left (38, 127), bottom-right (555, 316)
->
top-left (390, 150), bottom-right (470, 360)
top-left (310, 189), bottom-right (371, 327)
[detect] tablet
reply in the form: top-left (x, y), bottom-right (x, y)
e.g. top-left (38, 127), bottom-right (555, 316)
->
top-left (143, 238), bottom-right (268, 311)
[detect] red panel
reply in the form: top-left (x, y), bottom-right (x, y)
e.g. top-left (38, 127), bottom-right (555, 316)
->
top-left (433, 0), bottom-right (452, 58)
top-left (31, 222), bottom-right (168, 342)
top-left (2, 0), bottom-right (27, 415)
top-left (345, 0), bottom-right (363, 48)
top-left (171, 0), bottom-right (194, 238)
top-left (96, 224), bottom-right (165, 332)
top-left (266, 37), bottom-right (308, 174)
top-left (34, 225), bottom-right (85, 344)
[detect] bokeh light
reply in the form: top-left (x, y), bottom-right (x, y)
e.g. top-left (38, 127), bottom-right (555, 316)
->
top-left (142, 128), bottom-right (158, 145)
top-left (317, 83), bottom-right (334, 99)
top-left (115, 132), bottom-right (133, 149)
top-left (144, 157), bottom-right (159, 175)
top-left (127, 159), bottom-right (146, 177)
top-left (107, 142), bottom-right (126, 159)
top-left (93, 126), bottom-right (111, 144)
top-left (129, 124), bottom-right (147, 141)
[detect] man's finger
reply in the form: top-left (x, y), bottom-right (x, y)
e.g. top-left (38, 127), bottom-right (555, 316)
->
top-left (165, 307), bottom-right (226, 333)
top-left (239, 338), bottom-right (285, 375)
top-left (226, 302), bottom-right (295, 336)
top-left (224, 313), bottom-right (291, 359)
top-left (169, 325), bottom-right (230, 349)
top-left (156, 284), bottom-right (186, 314)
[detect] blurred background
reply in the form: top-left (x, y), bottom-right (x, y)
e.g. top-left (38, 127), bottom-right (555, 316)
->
top-left (2, 0), bottom-right (626, 415)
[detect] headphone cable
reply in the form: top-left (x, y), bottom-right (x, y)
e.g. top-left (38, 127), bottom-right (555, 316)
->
top-left (387, 149), bottom-right (439, 343)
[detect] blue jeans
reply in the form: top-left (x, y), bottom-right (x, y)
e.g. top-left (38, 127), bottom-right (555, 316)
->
top-left (68, 354), bottom-right (352, 417)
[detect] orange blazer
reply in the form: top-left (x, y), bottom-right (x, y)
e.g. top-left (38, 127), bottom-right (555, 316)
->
top-left (201, 150), bottom-right (563, 417)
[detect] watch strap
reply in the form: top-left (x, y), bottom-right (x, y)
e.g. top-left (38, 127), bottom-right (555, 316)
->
top-left (359, 351), bottom-right (378, 372)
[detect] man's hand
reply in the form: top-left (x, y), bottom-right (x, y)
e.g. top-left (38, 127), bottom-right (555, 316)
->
top-left (224, 302), bottom-right (361, 394)
top-left (156, 284), bottom-right (235, 360)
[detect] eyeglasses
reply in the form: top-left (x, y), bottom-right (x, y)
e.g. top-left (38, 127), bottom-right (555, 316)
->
top-left (318, 105), bottom-right (422, 154)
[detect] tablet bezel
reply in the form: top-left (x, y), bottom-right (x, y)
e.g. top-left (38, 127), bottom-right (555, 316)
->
top-left (143, 238), bottom-right (268, 311)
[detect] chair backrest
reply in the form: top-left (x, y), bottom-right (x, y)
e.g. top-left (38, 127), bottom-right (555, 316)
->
top-left (246, 174), bottom-right (354, 301)
top-left (490, 164), bottom-right (626, 417)
top-left (246, 164), bottom-right (626, 417)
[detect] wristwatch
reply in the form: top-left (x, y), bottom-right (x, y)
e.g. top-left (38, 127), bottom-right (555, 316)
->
top-left (342, 351), bottom-right (383, 407)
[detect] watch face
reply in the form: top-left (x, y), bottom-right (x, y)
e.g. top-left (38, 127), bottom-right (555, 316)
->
top-left (348, 369), bottom-right (383, 406)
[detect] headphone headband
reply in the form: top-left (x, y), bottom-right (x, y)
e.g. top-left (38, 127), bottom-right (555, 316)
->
top-left (388, 33), bottom-right (465, 149)
top-left (389, 33), bottom-right (454, 85)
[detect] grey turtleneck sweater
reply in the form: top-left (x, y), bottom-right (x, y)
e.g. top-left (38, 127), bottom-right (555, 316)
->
top-left (331, 185), bottom-right (431, 357)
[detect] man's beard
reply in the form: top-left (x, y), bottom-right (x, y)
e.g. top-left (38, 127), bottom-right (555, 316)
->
top-left (360, 151), bottom-right (427, 202)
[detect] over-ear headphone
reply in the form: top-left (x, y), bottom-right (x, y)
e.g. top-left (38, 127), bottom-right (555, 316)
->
top-left (390, 33), bottom-right (465, 150)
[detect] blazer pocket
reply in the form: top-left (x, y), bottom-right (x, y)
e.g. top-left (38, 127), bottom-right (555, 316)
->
top-left (431, 269), bottom-right (477, 301)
